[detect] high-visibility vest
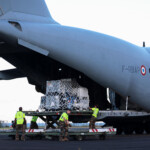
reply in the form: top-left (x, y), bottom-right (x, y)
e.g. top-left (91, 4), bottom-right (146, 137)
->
top-left (59, 112), bottom-right (68, 122)
top-left (15, 111), bottom-right (25, 125)
top-left (31, 116), bottom-right (38, 122)
top-left (92, 108), bottom-right (99, 118)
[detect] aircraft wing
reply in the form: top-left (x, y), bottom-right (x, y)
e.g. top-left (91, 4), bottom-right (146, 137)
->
top-left (0, 69), bottom-right (25, 80)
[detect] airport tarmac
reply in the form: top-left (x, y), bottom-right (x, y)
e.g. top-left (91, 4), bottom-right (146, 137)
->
top-left (0, 135), bottom-right (150, 150)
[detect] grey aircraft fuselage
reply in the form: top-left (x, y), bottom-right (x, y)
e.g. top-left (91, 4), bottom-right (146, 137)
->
top-left (0, 0), bottom-right (150, 111)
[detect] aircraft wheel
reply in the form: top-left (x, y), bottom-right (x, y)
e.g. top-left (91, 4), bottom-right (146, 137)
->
top-left (9, 135), bottom-right (15, 140)
top-left (75, 135), bottom-right (84, 141)
top-left (52, 136), bottom-right (59, 141)
top-left (145, 122), bottom-right (150, 134)
top-left (135, 126), bottom-right (144, 134)
top-left (124, 126), bottom-right (134, 135)
top-left (116, 127), bottom-right (123, 135)
top-left (99, 134), bottom-right (106, 140)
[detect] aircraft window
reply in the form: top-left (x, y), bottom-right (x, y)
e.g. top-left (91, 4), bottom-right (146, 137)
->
top-left (8, 21), bottom-right (22, 31)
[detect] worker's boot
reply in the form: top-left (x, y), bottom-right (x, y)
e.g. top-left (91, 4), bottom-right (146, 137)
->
top-left (15, 134), bottom-right (19, 141)
top-left (64, 137), bottom-right (69, 141)
top-left (59, 137), bottom-right (64, 142)
top-left (21, 135), bottom-right (25, 141)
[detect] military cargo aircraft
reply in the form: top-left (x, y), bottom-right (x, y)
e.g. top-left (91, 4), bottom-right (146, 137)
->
top-left (0, 0), bottom-right (150, 111)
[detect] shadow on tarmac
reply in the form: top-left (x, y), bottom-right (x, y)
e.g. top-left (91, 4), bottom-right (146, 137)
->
top-left (0, 135), bottom-right (150, 150)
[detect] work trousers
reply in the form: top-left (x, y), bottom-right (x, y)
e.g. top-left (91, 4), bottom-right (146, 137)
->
top-left (89, 116), bottom-right (96, 129)
top-left (16, 124), bottom-right (25, 140)
top-left (59, 121), bottom-right (68, 139)
top-left (30, 121), bottom-right (38, 129)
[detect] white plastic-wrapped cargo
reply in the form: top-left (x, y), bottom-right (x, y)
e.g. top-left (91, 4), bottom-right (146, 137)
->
top-left (73, 87), bottom-right (89, 110)
top-left (39, 96), bottom-right (46, 110)
top-left (45, 80), bottom-right (61, 110)
top-left (44, 79), bottom-right (90, 110)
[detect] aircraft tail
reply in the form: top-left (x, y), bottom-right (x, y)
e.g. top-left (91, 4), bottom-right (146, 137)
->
top-left (0, 0), bottom-right (57, 23)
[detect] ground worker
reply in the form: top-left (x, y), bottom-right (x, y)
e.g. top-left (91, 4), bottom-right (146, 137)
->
top-left (15, 107), bottom-right (26, 141)
top-left (30, 110), bottom-right (39, 129)
top-left (89, 105), bottom-right (99, 129)
top-left (59, 110), bottom-right (71, 141)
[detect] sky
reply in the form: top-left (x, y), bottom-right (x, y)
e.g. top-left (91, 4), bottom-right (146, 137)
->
top-left (0, 0), bottom-right (150, 122)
